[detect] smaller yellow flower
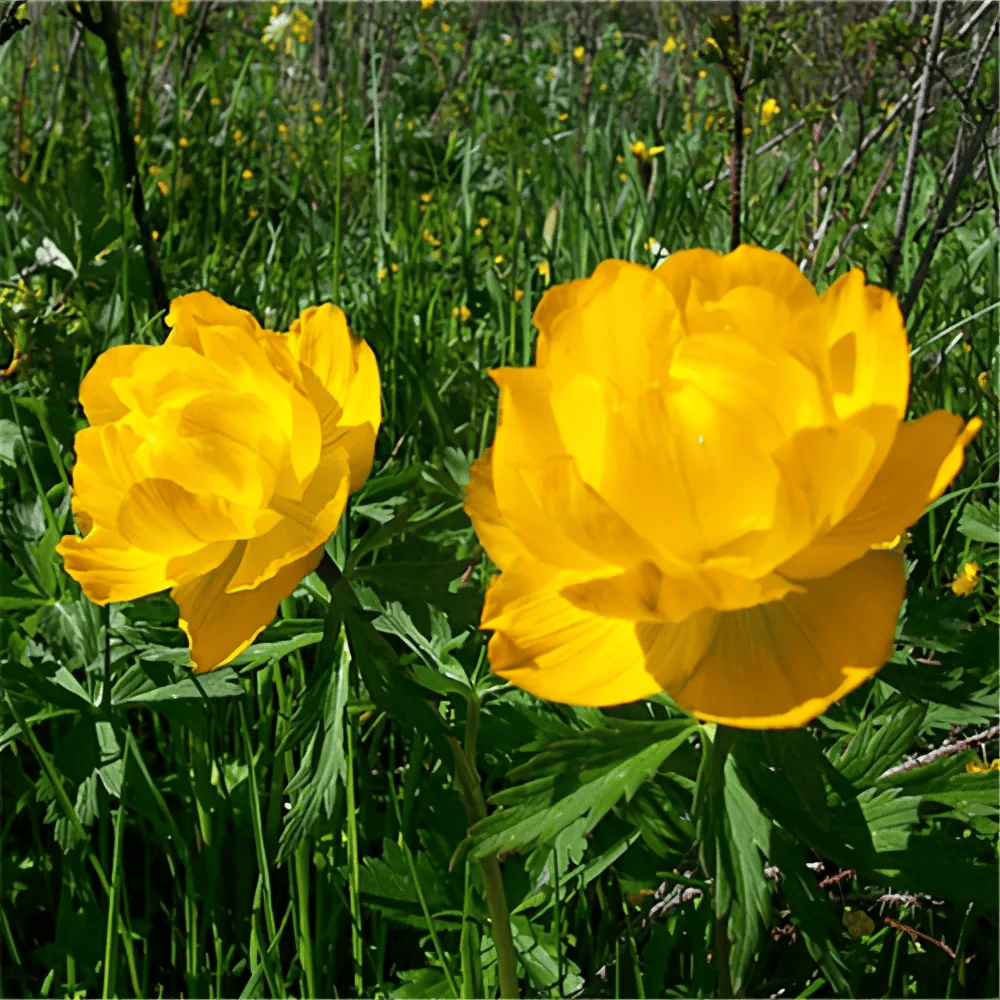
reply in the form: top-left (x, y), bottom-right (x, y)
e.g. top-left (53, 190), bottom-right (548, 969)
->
top-left (573, 45), bottom-right (585, 63)
top-left (152, 229), bottom-right (160, 241)
top-left (270, 4), bottom-right (279, 16)
top-left (760, 98), bottom-right (781, 127)
top-left (311, 101), bottom-right (322, 113)
top-left (599, 82), bottom-right (607, 92)
top-left (474, 227), bottom-right (482, 237)
top-left (706, 36), bottom-right (721, 53)
top-left (171, 0), bottom-right (190, 15)
top-left (744, 127), bottom-right (752, 136)
top-left (233, 129), bottom-right (244, 144)
top-left (630, 139), bottom-right (646, 159)
top-left (951, 561), bottom-right (980, 596)
top-left (441, 21), bottom-right (450, 33)
top-left (248, 208), bottom-right (260, 220)
top-left (663, 36), bottom-right (676, 53)
top-left (558, 112), bottom-right (569, 122)
top-left (705, 114), bottom-right (716, 131)
top-left (422, 228), bottom-right (441, 247)
top-left (156, 39), bottom-right (165, 50)
top-left (420, 192), bottom-right (433, 203)
top-left (314, 115), bottom-right (325, 125)
top-left (432, 249), bottom-right (442, 261)
top-left (648, 145), bottom-right (664, 157)
top-left (619, 171), bottom-right (628, 182)
top-left (179, 137), bottom-right (189, 148)
top-left (421, 0), bottom-right (435, 9)
top-left (391, 263), bottom-right (399, 274)
top-left (966, 758), bottom-right (1000, 773)
top-left (698, 69), bottom-right (707, 79)
top-left (494, 255), bottom-right (504, 265)
top-left (148, 165), bottom-right (164, 177)
top-left (157, 181), bottom-right (169, 196)
top-left (514, 289), bottom-right (524, 302)
top-left (537, 261), bottom-right (550, 285)
top-left (377, 267), bottom-right (388, 282)
top-left (241, 169), bottom-right (254, 180)
top-left (406, 121), bottom-right (414, 131)
top-left (478, 217), bottom-right (489, 228)
top-left (451, 304), bottom-right (470, 322)
top-left (278, 123), bottom-right (288, 137)
top-left (211, 97), bottom-right (221, 107)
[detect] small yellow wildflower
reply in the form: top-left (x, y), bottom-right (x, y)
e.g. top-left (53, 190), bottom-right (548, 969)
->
top-left (663, 36), bottom-right (676, 53)
top-left (619, 171), bottom-right (629, 182)
top-left (705, 36), bottom-right (722, 53)
top-left (630, 139), bottom-right (646, 159)
top-left (744, 127), bottom-right (752, 136)
top-left (171, 0), bottom-right (190, 14)
top-left (474, 227), bottom-right (482, 237)
top-left (211, 97), bottom-right (221, 107)
top-left (760, 98), bottom-right (780, 127)
top-left (311, 101), bottom-right (322, 113)
top-left (377, 267), bottom-right (388, 281)
top-left (951, 562), bottom-right (980, 596)
top-left (391, 263), bottom-right (399, 274)
top-left (152, 230), bottom-right (160, 241)
top-left (233, 129), bottom-right (244, 144)
top-left (705, 114), bottom-right (716, 131)
top-left (514, 289), bottom-right (524, 302)
top-left (420, 192), bottom-right (433, 203)
top-left (537, 261), bottom-right (550, 279)
top-left (241, 169), bottom-right (254, 180)
top-left (278, 123), bottom-right (288, 137)
top-left (148, 165), bottom-right (164, 177)
top-left (421, 0), bottom-right (435, 9)
top-left (157, 181), bottom-right (169, 196)
top-left (599, 82), bottom-right (608, 92)
top-left (314, 115), bottom-right (324, 125)
top-left (422, 228), bottom-right (441, 247)
top-left (441, 21), bottom-right (450, 33)
top-left (698, 69), bottom-right (707, 79)
top-left (179, 137), bottom-right (189, 148)
top-left (648, 145), bottom-right (664, 157)
top-left (558, 112), bottom-right (569, 122)
top-left (494, 255), bottom-right (504, 265)
top-left (431, 249), bottom-right (442, 261)
top-left (573, 45), bottom-right (585, 63)
top-left (966, 758), bottom-right (1000, 773)
top-left (478, 217), bottom-right (489, 228)
top-left (406, 121), bottom-right (415, 131)
top-left (156, 39), bottom-right (165, 49)
top-left (977, 371), bottom-right (990, 390)
top-left (451, 304), bottom-right (471, 322)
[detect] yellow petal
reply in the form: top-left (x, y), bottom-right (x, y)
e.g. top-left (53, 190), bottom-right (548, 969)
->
top-left (78, 345), bottom-right (154, 426)
top-left (464, 448), bottom-right (523, 569)
top-left (673, 549), bottom-right (906, 728)
top-left (481, 556), bottom-right (718, 706)
top-left (779, 411), bottom-right (981, 580)
top-left (56, 527), bottom-right (172, 604)
top-left (227, 447), bottom-right (351, 591)
top-left (175, 541), bottom-right (325, 673)
top-left (286, 304), bottom-right (381, 491)
top-left (116, 478), bottom-right (282, 556)
top-left (165, 291), bottom-right (264, 352)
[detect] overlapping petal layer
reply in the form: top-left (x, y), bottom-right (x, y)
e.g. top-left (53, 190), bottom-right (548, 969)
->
top-left (57, 292), bottom-right (381, 672)
top-left (466, 245), bottom-right (981, 728)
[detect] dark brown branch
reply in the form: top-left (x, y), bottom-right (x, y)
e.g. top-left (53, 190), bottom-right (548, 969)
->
top-left (885, 1), bottom-right (947, 291)
top-left (901, 91), bottom-right (1000, 320)
top-left (885, 916), bottom-right (956, 959)
top-left (71, 2), bottom-right (169, 324)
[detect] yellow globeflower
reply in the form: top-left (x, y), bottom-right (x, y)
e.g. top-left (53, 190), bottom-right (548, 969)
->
top-left (171, 0), bottom-right (190, 15)
top-left (573, 46), bottom-right (585, 63)
top-left (57, 294), bottom-right (381, 673)
top-left (464, 247), bottom-right (981, 728)
top-left (761, 98), bottom-right (781, 127)
top-left (951, 561), bottom-right (979, 596)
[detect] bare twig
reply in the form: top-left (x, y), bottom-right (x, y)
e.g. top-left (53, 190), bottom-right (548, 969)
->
top-left (901, 89), bottom-right (1000, 320)
top-left (878, 724), bottom-right (1000, 781)
top-left (70, 1), bottom-right (169, 323)
top-left (885, 915), bottom-right (956, 959)
top-left (885, 0), bottom-right (946, 291)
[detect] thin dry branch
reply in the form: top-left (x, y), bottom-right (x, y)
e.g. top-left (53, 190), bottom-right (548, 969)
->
top-left (878, 724), bottom-right (1000, 781)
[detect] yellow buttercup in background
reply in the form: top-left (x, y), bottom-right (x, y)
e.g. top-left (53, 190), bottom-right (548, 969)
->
top-left (464, 246), bottom-right (981, 729)
top-left (57, 293), bottom-right (381, 672)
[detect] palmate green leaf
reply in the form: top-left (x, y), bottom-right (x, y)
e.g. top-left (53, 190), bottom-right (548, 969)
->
top-left (469, 718), bottom-right (697, 860)
top-left (957, 500), bottom-right (999, 544)
top-left (276, 637), bottom-right (350, 864)
top-left (829, 703), bottom-right (927, 789)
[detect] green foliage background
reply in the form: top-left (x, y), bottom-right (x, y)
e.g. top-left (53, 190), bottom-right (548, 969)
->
top-left (0, 2), bottom-right (997, 998)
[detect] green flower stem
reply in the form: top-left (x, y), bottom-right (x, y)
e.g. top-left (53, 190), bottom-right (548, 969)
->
top-left (448, 712), bottom-right (519, 1000)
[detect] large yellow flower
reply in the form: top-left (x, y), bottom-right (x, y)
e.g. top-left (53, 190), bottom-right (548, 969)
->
top-left (464, 247), bottom-right (981, 728)
top-left (57, 293), bottom-right (380, 672)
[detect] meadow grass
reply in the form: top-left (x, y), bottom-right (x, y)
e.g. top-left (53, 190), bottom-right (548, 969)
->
top-left (0, 2), bottom-right (997, 998)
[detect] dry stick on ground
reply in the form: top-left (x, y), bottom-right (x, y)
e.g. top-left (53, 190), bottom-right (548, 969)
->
top-left (71, 2), bottom-right (170, 324)
top-left (878, 724), bottom-right (1000, 781)
top-left (884, 915), bottom-right (957, 959)
top-left (900, 86), bottom-right (1000, 322)
top-left (884, 0), bottom-right (946, 292)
